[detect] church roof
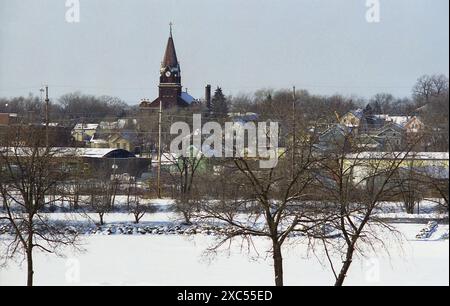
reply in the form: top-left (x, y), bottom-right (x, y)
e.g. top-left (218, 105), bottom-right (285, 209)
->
top-left (162, 35), bottom-right (179, 68)
top-left (180, 92), bottom-right (196, 104)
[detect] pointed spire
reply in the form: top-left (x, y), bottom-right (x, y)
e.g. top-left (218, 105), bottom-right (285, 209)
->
top-left (162, 22), bottom-right (179, 69)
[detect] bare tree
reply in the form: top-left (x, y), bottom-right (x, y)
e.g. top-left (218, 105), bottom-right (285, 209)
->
top-left (315, 133), bottom-right (414, 286)
top-left (129, 198), bottom-right (146, 224)
top-left (0, 129), bottom-right (79, 286)
top-left (425, 176), bottom-right (449, 212)
top-left (169, 150), bottom-right (205, 225)
top-left (413, 74), bottom-right (449, 107)
top-left (371, 93), bottom-right (392, 113)
top-left (89, 180), bottom-right (113, 226)
top-left (127, 180), bottom-right (154, 223)
top-left (395, 156), bottom-right (425, 214)
top-left (198, 133), bottom-right (327, 286)
top-left (406, 163), bottom-right (449, 213)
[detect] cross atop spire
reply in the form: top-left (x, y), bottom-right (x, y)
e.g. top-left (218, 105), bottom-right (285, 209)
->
top-left (161, 23), bottom-right (179, 71)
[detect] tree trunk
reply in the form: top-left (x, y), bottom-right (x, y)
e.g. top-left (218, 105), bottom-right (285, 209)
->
top-left (127, 184), bottom-right (131, 210)
top-left (99, 213), bottom-right (104, 225)
top-left (26, 245), bottom-right (34, 286)
top-left (183, 211), bottom-right (192, 225)
top-left (73, 193), bottom-right (79, 210)
top-left (272, 241), bottom-right (284, 286)
top-left (335, 245), bottom-right (354, 286)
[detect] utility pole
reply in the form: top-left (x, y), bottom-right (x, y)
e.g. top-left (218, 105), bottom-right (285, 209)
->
top-left (45, 85), bottom-right (49, 148)
top-left (157, 100), bottom-right (163, 198)
top-left (292, 86), bottom-right (296, 179)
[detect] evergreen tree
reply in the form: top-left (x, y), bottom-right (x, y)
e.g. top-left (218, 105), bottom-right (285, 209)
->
top-left (210, 87), bottom-right (228, 117)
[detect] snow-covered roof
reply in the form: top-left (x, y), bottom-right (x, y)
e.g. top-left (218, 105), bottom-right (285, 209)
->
top-left (373, 114), bottom-right (390, 120)
top-left (0, 147), bottom-right (136, 158)
top-left (78, 148), bottom-right (123, 158)
top-left (388, 116), bottom-right (411, 127)
top-left (228, 112), bottom-right (259, 121)
top-left (346, 152), bottom-right (449, 161)
top-left (73, 123), bottom-right (99, 131)
top-left (373, 115), bottom-right (416, 127)
top-left (99, 119), bottom-right (133, 130)
top-left (152, 152), bottom-right (179, 165)
top-left (0, 113), bottom-right (18, 117)
top-left (151, 148), bottom-right (210, 166)
top-left (89, 138), bottom-right (108, 144)
top-left (349, 109), bottom-right (364, 119)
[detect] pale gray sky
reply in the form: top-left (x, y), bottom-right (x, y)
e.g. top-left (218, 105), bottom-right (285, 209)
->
top-left (0, 0), bottom-right (448, 104)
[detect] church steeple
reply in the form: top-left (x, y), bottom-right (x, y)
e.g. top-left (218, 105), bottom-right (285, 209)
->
top-left (140, 24), bottom-right (196, 110)
top-left (161, 23), bottom-right (180, 74)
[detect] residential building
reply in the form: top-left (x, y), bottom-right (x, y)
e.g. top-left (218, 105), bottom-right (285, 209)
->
top-left (71, 123), bottom-right (99, 142)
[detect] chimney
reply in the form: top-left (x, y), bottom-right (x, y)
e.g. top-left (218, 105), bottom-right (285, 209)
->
top-left (205, 84), bottom-right (211, 110)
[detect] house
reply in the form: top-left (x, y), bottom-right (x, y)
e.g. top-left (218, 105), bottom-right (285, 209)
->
top-left (360, 115), bottom-right (386, 133)
top-left (71, 123), bottom-right (99, 142)
top-left (373, 122), bottom-right (405, 150)
top-left (377, 115), bottom-right (425, 148)
top-left (345, 151), bottom-right (449, 187)
top-left (403, 116), bottom-right (424, 134)
top-left (152, 149), bottom-right (208, 175)
top-left (317, 124), bottom-right (352, 152)
top-left (374, 115), bottom-right (424, 134)
top-left (99, 119), bottom-right (138, 131)
top-left (107, 132), bottom-right (139, 152)
top-left (353, 134), bottom-right (382, 151)
top-left (89, 131), bottom-right (141, 154)
top-left (0, 113), bottom-right (18, 126)
top-left (89, 137), bottom-right (109, 149)
top-left (340, 109), bottom-right (364, 131)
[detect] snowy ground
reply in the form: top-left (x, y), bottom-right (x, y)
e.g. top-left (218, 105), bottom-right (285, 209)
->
top-left (0, 223), bottom-right (448, 286)
top-left (0, 198), bottom-right (448, 285)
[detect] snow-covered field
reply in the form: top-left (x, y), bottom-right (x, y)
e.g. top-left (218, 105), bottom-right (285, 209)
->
top-left (0, 223), bottom-right (448, 286)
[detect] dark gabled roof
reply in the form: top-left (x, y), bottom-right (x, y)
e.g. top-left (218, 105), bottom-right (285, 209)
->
top-left (142, 96), bottom-right (192, 109)
top-left (364, 115), bottom-right (385, 126)
top-left (319, 124), bottom-right (349, 139)
top-left (349, 108), bottom-right (364, 119)
top-left (376, 121), bottom-right (404, 136)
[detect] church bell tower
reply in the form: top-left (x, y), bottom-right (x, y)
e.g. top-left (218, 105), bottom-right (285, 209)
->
top-left (158, 23), bottom-right (182, 108)
top-left (139, 23), bottom-right (196, 110)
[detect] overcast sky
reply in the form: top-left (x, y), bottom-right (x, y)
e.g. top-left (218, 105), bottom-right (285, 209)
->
top-left (0, 0), bottom-right (448, 104)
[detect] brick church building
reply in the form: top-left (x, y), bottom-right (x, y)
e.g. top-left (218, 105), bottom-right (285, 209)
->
top-left (139, 26), bottom-right (197, 109)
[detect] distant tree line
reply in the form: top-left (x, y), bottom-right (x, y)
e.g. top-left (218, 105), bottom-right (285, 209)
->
top-left (0, 92), bottom-right (136, 125)
top-left (0, 74), bottom-right (447, 133)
